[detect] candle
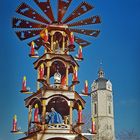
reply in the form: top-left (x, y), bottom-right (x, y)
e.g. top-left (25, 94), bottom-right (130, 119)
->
top-left (91, 117), bottom-right (96, 134)
top-left (40, 29), bottom-right (48, 43)
top-left (73, 66), bottom-right (78, 81)
top-left (78, 105), bottom-right (82, 123)
top-left (40, 28), bottom-right (49, 43)
top-left (78, 46), bottom-right (83, 59)
top-left (30, 41), bottom-right (35, 55)
top-left (44, 29), bottom-right (48, 42)
top-left (22, 76), bottom-right (27, 91)
top-left (70, 32), bottom-right (74, 44)
top-left (84, 80), bottom-right (88, 94)
top-left (34, 104), bottom-right (39, 122)
top-left (39, 64), bottom-right (44, 79)
top-left (12, 115), bottom-right (17, 132)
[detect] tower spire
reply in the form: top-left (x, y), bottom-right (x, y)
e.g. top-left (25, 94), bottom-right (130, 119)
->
top-left (98, 60), bottom-right (104, 78)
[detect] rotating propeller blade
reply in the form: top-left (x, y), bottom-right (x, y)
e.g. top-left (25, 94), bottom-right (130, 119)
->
top-left (12, 17), bottom-right (46, 29)
top-left (16, 29), bottom-right (42, 41)
top-left (75, 35), bottom-right (91, 47)
top-left (70, 28), bottom-right (100, 37)
top-left (16, 3), bottom-right (49, 24)
top-left (13, 1), bottom-right (101, 50)
top-left (34, 0), bottom-right (55, 22)
top-left (57, 0), bottom-right (72, 22)
top-left (63, 2), bottom-right (93, 24)
top-left (68, 16), bottom-right (101, 27)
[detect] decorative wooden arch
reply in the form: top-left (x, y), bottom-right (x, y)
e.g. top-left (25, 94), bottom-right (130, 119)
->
top-left (28, 96), bottom-right (42, 108)
top-left (45, 94), bottom-right (70, 116)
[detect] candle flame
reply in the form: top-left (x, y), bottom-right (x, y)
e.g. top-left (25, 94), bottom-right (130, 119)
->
top-left (78, 105), bottom-right (82, 111)
top-left (23, 76), bottom-right (26, 81)
top-left (45, 29), bottom-right (48, 34)
top-left (75, 66), bottom-right (78, 71)
top-left (79, 45), bottom-right (82, 51)
top-left (35, 104), bottom-right (38, 108)
top-left (92, 117), bottom-right (95, 122)
top-left (70, 32), bottom-right (73, 36)
top-left (13, 114), bottom-right (17, 121)
top-left (85, 80), bottom-right (88, 86)
top-left (41, 64), bottom-right (44, 69)
top-left (31, 41), bottom-right (35, 47)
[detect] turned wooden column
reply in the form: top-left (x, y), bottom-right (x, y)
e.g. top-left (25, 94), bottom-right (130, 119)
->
top-left (37, 68), bottom-right (40, 90)
top-left (67, 38), bottom-right (69, 46)
top-left (69, 101), bottom-right (73, 127)
top-left (78, 105), bottom-right (82, 133)
top-left (28, 105), bottom-right (32, 132)
top-left (66, 39), bottom-right (69, 54)
top-left (66, 65), bottom-right (69, 86)
top-left (42, 100), bottom-right (46, 126)
top-left (62, 32), bottom-right (66, 52)
top-left (50, 32), bottom-right (54, 52)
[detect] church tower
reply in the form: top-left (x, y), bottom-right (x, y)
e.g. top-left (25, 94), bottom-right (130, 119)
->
top-left (91, 68), bottom-right (115, 140)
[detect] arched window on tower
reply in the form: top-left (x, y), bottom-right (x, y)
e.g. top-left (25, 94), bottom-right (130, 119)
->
top-left (108, 103), bottom-right (111, 114)
top-left (94, 103), bottom-right (97, 115)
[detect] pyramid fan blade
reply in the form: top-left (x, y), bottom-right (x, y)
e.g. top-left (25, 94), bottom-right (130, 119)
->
top-left (70, 28), bottom-right (100, 37)
top-left (16, 3), bottom-right (49, 24)
top-left (63, 2), bottom-right (93, 24)
top-left (16, 29), bottom-right (42, 41)
top-left (34, 0), bottom-right (55, 22)
top-left (28, 37), bottom-right (44, 50)
top-left (68, 16), bottom-right (101, 27)
top-left (13, 17), bottom-right (46, 29)
top-left (57, 0), bottom-right (72, 22)
top-left (74, 35), bottom-right (91, 47)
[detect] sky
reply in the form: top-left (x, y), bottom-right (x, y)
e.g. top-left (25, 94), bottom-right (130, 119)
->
top-left (0, 0), bottom-right (140, 139)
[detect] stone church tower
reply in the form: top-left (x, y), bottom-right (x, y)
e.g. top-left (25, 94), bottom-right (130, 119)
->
top-left (91, 68), bottom-right (115, 140)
